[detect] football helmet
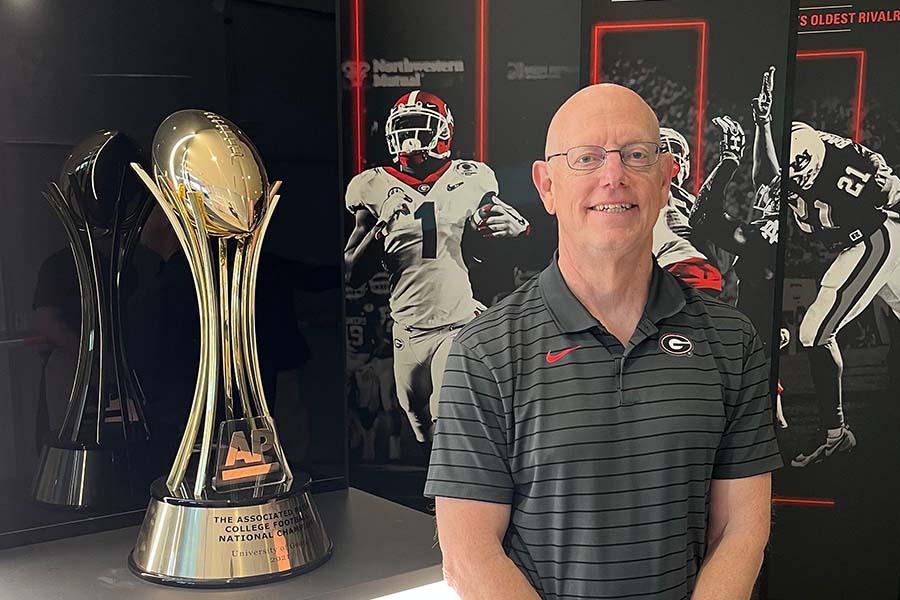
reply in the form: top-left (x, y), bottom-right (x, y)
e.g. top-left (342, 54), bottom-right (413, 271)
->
top-left (660, 127), bottom-right (690, 187)
top-left (385, 90), bottom-right (454, 165)
top-left (789, 122), bottom-right (825, 190)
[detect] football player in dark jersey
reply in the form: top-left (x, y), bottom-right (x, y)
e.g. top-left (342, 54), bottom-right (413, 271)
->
top-left (786, 121), bottom-right (900, 466)
top-left (690, 68), bottom-right (780, 346)
top-left (689, 66), bottom-right (786, 427)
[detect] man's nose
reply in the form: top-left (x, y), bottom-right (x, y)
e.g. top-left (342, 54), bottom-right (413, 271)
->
top-left (596, 151), bottom-right (627, 187)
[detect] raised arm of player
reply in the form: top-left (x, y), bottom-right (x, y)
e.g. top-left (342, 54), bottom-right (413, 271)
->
top-left (751, 66), bottom-right (780, 189)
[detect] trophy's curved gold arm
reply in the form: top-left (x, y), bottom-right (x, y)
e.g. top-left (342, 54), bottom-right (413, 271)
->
top-left (242, 182), bottom-right (293, 487)
top-left (230, 240), bottom-right (254, 420)
top-left (241, 181), bottom-right (282, 418)
top-left (219, 239), bottom-right (234, 421)
top-left (130, 163), bottom-right (209, 494)
top-left (178, 187), bottom-right (220, 500)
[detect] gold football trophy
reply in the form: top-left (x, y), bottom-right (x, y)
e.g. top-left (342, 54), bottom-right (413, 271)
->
top-left (128, 110), bottom-right (332, 586)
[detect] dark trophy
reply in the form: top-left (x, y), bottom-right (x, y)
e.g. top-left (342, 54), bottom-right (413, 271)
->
top-left (32, 131), bottom-right (153, 509)
top-left (128, 110), bottom-right (332, 586)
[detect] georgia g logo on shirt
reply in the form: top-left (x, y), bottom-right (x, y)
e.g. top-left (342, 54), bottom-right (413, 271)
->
top-left (660, 333), bottom-right (694, 356)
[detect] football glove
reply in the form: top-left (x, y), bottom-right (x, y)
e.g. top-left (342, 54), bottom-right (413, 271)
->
top-left (752, 65), bottom-right (776, 125)
top-left (374, 189), bottom-right (413, 240)
top-left (713, 115), bottom-right (745, 163)
top-left (473, 196), bottom-right (531, 238)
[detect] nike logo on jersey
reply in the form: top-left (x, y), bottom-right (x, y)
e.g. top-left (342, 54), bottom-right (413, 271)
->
top-left (546, 346), bottom-right (581, 363)
top-left (447, 181), bottom-right (464, 192)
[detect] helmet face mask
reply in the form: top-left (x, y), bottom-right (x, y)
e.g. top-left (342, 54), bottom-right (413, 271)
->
top-left (789, 122), bottom-right (825, 190)
top-left (753, 182), bottom-right (781, 220)
top-left (660, 127), bottom-right (691, 188)
top-left (386, 91), bottom-right (454, 167)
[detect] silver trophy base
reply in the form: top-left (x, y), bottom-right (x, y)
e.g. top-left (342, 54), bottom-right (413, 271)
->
top-left (32, 443), bottom-right (118, 509)
top-left (129, 474), bottom-right (332, 587)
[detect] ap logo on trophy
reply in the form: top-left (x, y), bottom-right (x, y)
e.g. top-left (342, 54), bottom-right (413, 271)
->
top-left (213, 417), bottom-right (286, 492)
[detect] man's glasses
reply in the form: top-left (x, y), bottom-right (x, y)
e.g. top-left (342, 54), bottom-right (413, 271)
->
top-left (545, 142), bottom-right (665, 171)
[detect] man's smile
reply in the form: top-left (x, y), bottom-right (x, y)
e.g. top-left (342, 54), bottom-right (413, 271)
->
top-left (588, 203), bottom-right (636, 213)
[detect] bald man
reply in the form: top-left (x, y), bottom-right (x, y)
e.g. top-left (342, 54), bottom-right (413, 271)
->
top-left (425, 84), bottom-right (782, 600)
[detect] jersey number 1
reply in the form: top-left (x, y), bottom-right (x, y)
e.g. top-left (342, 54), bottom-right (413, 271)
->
top-left (415, 202), bottom-right (437, 259)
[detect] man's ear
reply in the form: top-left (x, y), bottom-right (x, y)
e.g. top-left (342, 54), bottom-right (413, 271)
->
top-left (532, 160), bottom-right (556, 215)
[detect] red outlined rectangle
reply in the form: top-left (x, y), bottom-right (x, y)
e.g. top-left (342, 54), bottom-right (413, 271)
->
top-left (349, 0), bottom-right (488, 175)
top-left (796, 49), bottom-right (866, 143)
top-left (477, 0), bottom-right (487, 162)
top-left (591, 20), bottom-right (708, 194)
top-left (353, 0), bottom-right (364, 174)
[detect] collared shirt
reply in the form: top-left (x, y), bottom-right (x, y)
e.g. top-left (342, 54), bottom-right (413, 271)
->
top-left (425, 253), bottom-right (782, 600)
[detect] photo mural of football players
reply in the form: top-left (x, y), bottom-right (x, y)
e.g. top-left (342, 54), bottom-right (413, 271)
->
top-left (770, 8), bottom-right (900, 596)
top-left (344, 90), bottom-right (531, 447)
top-left (580, 1), bottom-right (794, 355)
top-left (784, 123), bottom-right (900, 467)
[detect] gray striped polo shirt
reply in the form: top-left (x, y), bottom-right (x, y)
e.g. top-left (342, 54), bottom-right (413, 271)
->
top-left (425, 255), bottom-right (783, 600)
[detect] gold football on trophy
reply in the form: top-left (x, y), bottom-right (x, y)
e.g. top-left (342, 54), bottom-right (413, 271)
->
top-left (151, 110), bottom-right (267, 236)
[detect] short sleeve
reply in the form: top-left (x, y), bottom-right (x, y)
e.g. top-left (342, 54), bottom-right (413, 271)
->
top-left (712, 328), bottom-right (784, 479)
top-left (481, 162), bottom-right (499, 195)
top-left (345, 171), bottom-right (374, 215)
top-left (424, 339), bottom-right (513, 504)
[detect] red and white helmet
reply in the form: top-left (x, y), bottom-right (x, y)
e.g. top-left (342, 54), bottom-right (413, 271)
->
top-left (789, 122), bottom-right (825, 190)
top-left (385, 90), bottom-right (454, 163)
top-left (660, 127), bottom-right (690, 187)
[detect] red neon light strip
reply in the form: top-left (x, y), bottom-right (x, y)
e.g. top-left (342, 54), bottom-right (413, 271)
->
top-left (591, 21), bottom-right (708, 195)
top-left (796, 49), bottom-right (866, 143)
top-left (772, 495), bottom-right (837, 507)
top-left (353, 0), bottom-right (364, 174)
top-left (477, 0), bottom-right (487, 162)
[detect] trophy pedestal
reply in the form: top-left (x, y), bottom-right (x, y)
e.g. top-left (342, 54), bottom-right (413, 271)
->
top-left (32, 443), bottom-right (121, 509)
top-left (128, 473), bottom-right (332, 587)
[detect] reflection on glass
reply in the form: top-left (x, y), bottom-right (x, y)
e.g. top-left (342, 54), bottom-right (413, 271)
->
top-left (31, 131), bottom-right (153, 509)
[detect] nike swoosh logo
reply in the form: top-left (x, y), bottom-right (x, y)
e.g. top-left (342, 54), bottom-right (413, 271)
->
top-left (447, 182), bottom-right (464, 191)
top-left (546, 346), bottom-right (581, 363)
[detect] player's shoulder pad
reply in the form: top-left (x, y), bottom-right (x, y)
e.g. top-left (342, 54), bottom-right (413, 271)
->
top-left (345, 168), bottom-right (384, 212)
top-left (818, 130), bottom-right (854, 150)
top-left (452, 159), bottom-right (497, 184)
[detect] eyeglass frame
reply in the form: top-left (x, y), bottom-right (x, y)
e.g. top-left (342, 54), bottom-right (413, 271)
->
top-left (544, 142), bottom-right (668, 171)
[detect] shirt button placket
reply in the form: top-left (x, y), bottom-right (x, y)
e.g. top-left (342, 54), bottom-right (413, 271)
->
top-left (615, 356), bottom-right (624, 406)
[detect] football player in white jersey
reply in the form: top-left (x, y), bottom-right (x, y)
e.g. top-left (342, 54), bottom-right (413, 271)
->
top-left (784, 122), bottom-right (900, 466)
top-left (651, 126), bottom-right (736, 294)
top-left (344, 90), bottom-right (531, 445)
